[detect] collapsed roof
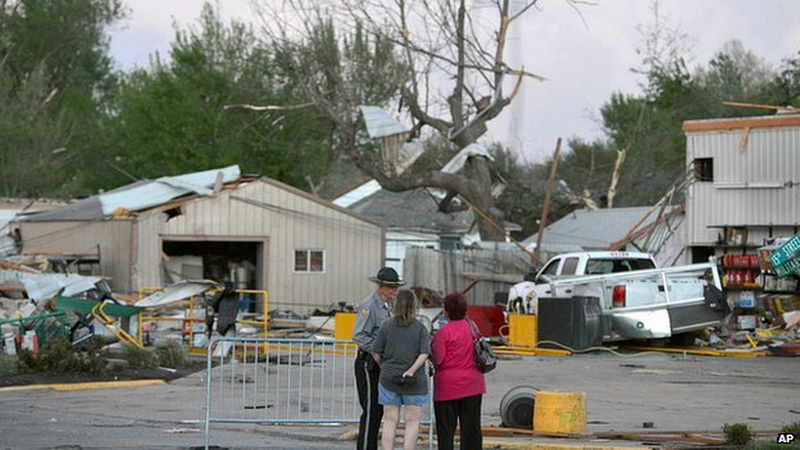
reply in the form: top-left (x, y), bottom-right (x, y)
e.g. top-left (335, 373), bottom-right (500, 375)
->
top-left (20, 165), bottom-right (241, 221)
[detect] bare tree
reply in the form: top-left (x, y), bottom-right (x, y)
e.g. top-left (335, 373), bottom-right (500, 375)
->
top-left (255, 0), bottom-right (572, 241)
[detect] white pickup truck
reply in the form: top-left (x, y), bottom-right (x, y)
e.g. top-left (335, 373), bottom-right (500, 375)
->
top-left (511, 251), bottom-right (725, 342)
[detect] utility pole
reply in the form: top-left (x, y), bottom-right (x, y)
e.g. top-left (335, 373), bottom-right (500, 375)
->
top-left (534, 138), bottom-right (562, 263)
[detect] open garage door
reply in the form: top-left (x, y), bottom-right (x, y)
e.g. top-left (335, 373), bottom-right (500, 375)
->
top-left (162, 240), bottom-right (264, 311)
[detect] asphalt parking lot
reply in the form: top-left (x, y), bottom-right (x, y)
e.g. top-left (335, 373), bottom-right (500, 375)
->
top-left (1, 350), bottom-right (797, 449)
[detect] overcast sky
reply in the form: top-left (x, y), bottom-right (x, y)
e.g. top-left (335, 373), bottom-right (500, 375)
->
top-left (108, 0), bottom-right (800, 164)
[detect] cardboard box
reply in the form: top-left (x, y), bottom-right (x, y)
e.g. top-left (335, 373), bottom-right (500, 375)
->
top-left (726, 227), bottom-right (748, 246)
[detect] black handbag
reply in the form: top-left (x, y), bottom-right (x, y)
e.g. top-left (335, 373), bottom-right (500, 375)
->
top-left (468, 318), bottom-right (497, 373)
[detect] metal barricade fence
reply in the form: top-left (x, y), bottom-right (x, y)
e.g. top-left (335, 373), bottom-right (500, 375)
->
top-left (203, 336), bottom-right (434, 449)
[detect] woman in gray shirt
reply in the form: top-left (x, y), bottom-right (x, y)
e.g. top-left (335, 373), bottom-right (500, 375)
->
top-left (372, 290), bottom-right (431, 450)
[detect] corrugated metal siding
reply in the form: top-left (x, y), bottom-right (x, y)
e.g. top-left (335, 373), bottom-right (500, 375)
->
top-left (18, 220), bottom-right (135, 292)
top-left (156, 180), bottom-right (384, 313)
top-left (686, 126), bottom-right (800, 246)
top-left (135, 213), bottom-right (166, 293)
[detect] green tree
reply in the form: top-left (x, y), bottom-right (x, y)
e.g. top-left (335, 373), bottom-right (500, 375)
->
top-left (0, 62), bottom-right (71, 196)
top-left (268, 17), bottom-right (409, 196)
top-left (762, 51), bottom-right (800, 109)
top-left (694, 40), bottom-right (777, 117)
top-left (491, 144), bottom-right (547, 241)
top-left (0, 0), bottom-right (124, 197)
top-left (93, 4), bottom-right (330, 191)
top-left (594, 8), bottom-right (781, 208)
top-left (557, 138), bottom-right (620, 208)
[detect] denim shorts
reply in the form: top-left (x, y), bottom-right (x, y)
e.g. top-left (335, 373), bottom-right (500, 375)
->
top-left (378, 383), bottom-right (428, 406)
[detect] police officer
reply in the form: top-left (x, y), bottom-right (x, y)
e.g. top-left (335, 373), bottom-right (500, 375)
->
top-left (352, 267), bottom-right (404, 450)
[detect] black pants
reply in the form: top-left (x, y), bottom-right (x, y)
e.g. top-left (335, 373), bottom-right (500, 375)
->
top-left (434, 394), bottom-right (482, 450)
top-left (355, 352), bottom-right (382, 450)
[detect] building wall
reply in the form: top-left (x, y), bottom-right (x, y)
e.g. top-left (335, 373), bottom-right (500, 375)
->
top-left (685, 118), bottom-right (800, 247)
top-left (148, 179), bottom-right (385, 313)
top-left (18, 219), bottom-right (136, 292)
top-left (134, 213), bottom-right (165, 294)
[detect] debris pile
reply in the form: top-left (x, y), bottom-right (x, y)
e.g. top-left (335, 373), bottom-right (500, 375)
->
top-left (0, 255), bottom-right (221, 355)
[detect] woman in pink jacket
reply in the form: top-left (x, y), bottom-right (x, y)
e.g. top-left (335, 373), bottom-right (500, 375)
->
top-left (431, 292), bottom-right (486, 450)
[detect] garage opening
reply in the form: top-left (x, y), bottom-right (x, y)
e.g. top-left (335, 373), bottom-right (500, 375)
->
top-left (162, 240), bottom-right (262, 311)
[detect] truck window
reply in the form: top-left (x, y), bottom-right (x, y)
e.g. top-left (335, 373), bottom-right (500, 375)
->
top-left (587, 258), bottom-right (656, 275)
top-left (541, 259), bottom-right (560, 276)
top-left (561, 257), bottom-right (579, 275)
top-left (630, 259), bottom-right (656, 270)
top-left (586, 260), bottom-right (613, 275)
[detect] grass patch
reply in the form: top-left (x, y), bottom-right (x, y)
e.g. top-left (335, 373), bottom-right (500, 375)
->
top-left (782, 422), bottom-right (800, 436)
top-left (724, 423), bottom-right (756, 446)
top-left (722, 421), bottom-right (800, 449)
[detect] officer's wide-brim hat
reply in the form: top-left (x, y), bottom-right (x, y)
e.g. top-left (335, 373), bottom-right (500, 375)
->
top-left (369, 267), bottom-right (405, 287)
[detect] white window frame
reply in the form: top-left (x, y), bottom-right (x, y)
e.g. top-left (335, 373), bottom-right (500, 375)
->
top-left (294, 249), bottom-right (325, 273)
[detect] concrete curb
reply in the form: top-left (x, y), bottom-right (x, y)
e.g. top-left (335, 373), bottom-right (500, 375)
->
top-left (0, 379), bottom-right (165, 392)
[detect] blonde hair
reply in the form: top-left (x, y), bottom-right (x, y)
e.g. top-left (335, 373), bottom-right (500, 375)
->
top-left (393, 289), bottom-right (417, 327)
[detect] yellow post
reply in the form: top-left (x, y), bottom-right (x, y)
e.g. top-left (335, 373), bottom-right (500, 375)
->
top-left (334, 313), bottom-right (358, 341)
top-left (509, 314), bottom-right (538, 348)
top-left (533, 392), bottom-right (587, 434)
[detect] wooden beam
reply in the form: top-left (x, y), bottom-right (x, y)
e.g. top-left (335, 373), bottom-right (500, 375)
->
top-left (682, 115), bottom-right (800, 132)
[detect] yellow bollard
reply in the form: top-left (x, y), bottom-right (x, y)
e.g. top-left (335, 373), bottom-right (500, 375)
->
top-left (509, 314), bottom-right (537, 348)
top-left (334, 312), bottom-right (358, 340)
top-left (533, 391), bottom-right (587, 434)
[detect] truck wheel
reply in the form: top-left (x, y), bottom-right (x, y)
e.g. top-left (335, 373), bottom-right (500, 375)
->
top-left (499, 385), bottom-right (539, 429)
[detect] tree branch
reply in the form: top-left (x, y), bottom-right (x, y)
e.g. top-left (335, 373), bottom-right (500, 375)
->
top-left (223, 102), bottom-right (316, 112)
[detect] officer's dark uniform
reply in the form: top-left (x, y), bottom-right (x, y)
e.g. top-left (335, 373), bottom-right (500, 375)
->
top-left (352, 267), bottom-right (402, 450)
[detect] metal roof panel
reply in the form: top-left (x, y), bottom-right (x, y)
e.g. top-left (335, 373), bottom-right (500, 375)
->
top-left (360, 106), bottom-right (409, 138)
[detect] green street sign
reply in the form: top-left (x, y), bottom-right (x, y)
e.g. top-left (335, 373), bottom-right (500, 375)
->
top-left (774, 253), bottom-right (800, 278)
top-left (770, 234), bottom-right (800, 268)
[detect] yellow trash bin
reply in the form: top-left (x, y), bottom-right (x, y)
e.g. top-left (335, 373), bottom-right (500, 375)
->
top-left (509, 313), bottom-right (537, 348)
top-left (334, 312), bottom-right (358, 340)
top-left (533, 391), bottom-right (587, 434)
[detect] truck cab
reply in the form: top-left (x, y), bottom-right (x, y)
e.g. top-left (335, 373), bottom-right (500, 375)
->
top-left (535, 251), bottom-right (658, 282)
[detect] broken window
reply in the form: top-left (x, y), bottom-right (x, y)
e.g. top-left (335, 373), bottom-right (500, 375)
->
top-left (694, 158), bottom-right (713, 182)
top-left (294, 249), bottom-right (325, 273)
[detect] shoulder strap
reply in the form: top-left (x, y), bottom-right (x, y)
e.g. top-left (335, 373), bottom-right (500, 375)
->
top-left (466, 317), bottom-right (481, 340)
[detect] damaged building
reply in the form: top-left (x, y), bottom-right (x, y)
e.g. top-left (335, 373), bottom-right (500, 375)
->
top-left (12, 165), bottom-right (385, 314)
